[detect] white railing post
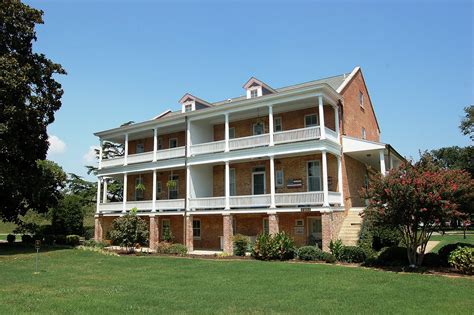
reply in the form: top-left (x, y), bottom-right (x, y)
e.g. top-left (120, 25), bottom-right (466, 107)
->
top-left (102, 178), bottom-right (107, 203)
top-left (270, 156), bottom-right (276, 208)
top-left (96, 177), bottom-right (101, 213)
top-left (334, 105), bottom-right (340, 143)
top-left (224, 113), bottom-right (230, 152)
top-left (379, 149), bottom-right (386, 176)
top-left (337, 156), bottom-right (344, 206)
top-left (124, 133), bottom-right (129, 166)
top-left (268, 105), bottom-right (274, 146)
top-left (225, 161), bottom-right (230, 210)
top-left (186, 119), bottom-right (191, 157)
top-left (122, 173), bottom-right (127, 213)
top-left (318, 96), bottom-right (326, 139)
top-left (152, 170), bottom-right (157, 212)
top-left (98, 139), bottom-right (103, 170)
top-left (186, 166), bottom-right (191, 211)
top-left (153, 127), bottom-right (158, 162)
top-left (322, 151), bottom-right (329, 207)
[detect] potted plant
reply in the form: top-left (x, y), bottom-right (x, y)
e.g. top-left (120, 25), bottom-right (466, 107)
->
top-left (166, 179), bottom-right (177, 189)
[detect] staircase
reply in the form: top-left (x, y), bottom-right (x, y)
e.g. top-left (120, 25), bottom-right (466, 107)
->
top-left (338, 208), bottom-right (364, 246)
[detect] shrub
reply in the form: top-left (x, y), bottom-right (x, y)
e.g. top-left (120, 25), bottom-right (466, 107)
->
top-left (6, 234), bottom-right (15, 244)
top-left (438, 243), bottom-right (474, 266)
top-left (340, 246), bottom-right (367, 263)
top-left (108, 209), bottom-right (149, 248)
top-left (167, 244), bottom-right (188, 256)
top-left (422, 252), bottom-right (442, 267)
top-left (252, 232), bottom-right (295, 261)
top-left (448, 247), bottom-right (473, 274)
top-left (329, 239), bottom-right (344, 260)
top-left (21, 234), bottom-right (33, 244)
top-left (233, 234), bottom-right (249, 256)
top-left (297, 246), bottom-right (320, 261)
top-left (376, 246), bottom-right (409, 266)
top-left (56, 234), bottom-right (67, 245)
top-left (50, 194), bottom-right (84, 236)
top-left (156, 241), bottom-right (172, 254)
top-left (358, 217), bottom-right (402, 252)
top-left (319, 252), bottom-right (337, 263)
top-left (66, 235), bottom-right (80, 246)
top-left (83, 226), bottom-right (94, 240)
top-left (83, 239), bottom-right (107, 249)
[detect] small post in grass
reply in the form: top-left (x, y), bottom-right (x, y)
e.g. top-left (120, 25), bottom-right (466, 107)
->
top-left (34, 240), bottom-right (41, 274)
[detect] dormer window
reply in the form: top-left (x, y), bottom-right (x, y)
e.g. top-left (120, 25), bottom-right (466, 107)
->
top-left (179, 93), bottom-right (212, 113)
top-left (250, 89), bottom-right (258, 98)
top-left (184, 104), bottom-right (192, 112)
top-left (243, 77), bottom-right (276, 99)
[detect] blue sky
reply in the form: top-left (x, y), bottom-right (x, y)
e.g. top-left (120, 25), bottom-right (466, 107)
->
top-left (27, 0), bottom-right (473, 180)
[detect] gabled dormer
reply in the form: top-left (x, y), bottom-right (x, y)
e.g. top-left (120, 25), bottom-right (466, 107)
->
top-left (243, 77), bottom-right (277, 99)
top-left (179, 93), bottom-right (213, 113)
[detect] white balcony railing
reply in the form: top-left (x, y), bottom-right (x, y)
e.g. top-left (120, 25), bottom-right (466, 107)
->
top-left (101, 157), bottom-right (124, 168)
top-left (190, 140), bottom-right (225, 156)
top-left (325, 127), bottom-right (339, 143)
top-left (98, 202), bottom-right (123, 213)
top-left (328, 192), bottom-right (342, 205)
top-left (189, 197), bottom-right (226, 209)
top-left (98, 199), bottom-right (185, 213)
top-left (229, 194), bottom-right (271, 207)
top-left (274, 126), bottom-right (321, 144)
top-left (229, 134), bottom-right (270, 151)
top-left (156, 147), bottom-right (185, 160)
top-left (127, 152), bottom-right (154, 164)
top-left (275, 191), bottom-right (324, 206)
top-left (157, 199), bottom-right (185, 209)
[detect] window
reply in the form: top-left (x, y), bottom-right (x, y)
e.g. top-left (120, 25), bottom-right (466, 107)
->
top-left (192, 219), bottom-right (201, 239)
top-left (157, 137), bottom-right (163, 150)
top-left (135, 176), bottom-right (144, 201)
top-left (253, 122), bottom-right (264, 135)
top-left (229, 168), bottom-right (236, 196)
top-left (156, 181), bottom-right (162, 200)
top-left (184, 104), bottom-right (192, 112)
top-left (161, 219), bottom-right (170, 239)
top-left (295, 219), bottom-right (304, 227)
top-left (304, 114), bottom-right (319, 127)
top-left (168, 174), bottom-right (179, 199)
top-left (274, 117), bottom-right (282, 132)
top-left (136, 143), bottom-right (145, 154)
top-left (361, 127), bottom-right (366, 140)
top-left (263, 218), bottom-right (269, 235)
top-left (169, 138), bottom-right (177, 148)
top-left (307, 161), bottom-right (321, 191)
top-left (229, 127), bottom-right (235, 139)
top-left (276, 170), bottom-right (284, 187)
top-left (359, 91), bottom-right (364, 108)
top-left (250, 89), bottom-right (258, 98)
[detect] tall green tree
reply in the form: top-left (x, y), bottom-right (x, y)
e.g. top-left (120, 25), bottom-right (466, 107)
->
top-left (459, 105), bottom-right (473, 140)
top-left (0, 1), bottom-right (66, 222)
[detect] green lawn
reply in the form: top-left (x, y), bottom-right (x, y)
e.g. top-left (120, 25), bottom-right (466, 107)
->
top-left (431, 233), bottom-right (474, 252)
top-left (0, 247), bottom-right (472, 314)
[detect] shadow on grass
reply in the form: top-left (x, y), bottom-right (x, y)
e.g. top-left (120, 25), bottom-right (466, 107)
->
top-left (0, 243), bottom-right (72, 256)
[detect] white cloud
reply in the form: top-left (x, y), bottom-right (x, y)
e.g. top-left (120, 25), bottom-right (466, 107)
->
top-left (48, 135), bottom-right (66, 155)
top-left (83, 146), bottom-right (98, 164)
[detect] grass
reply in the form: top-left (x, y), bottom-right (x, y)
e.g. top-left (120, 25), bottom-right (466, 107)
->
top-left (0, 222), bottom-right (17, 234)
top-left (0, 246), bottom-right (472, 314)
top-left (431, 233), bottom-right (474, 252)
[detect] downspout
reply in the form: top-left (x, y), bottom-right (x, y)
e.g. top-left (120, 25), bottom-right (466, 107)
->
top-left (183, 115), bottom-right (188, 243)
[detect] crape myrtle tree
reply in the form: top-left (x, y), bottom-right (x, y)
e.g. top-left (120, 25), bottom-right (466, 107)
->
top-left (363, 153), bottom-right (474, 267)
top-left (0, 1), bottom-right (66, 222)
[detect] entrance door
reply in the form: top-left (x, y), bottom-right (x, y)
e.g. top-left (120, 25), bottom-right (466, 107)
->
top-left (308, 217), bottom-right (322, 240)
top-left (252, 172), bottom-right (266, 195)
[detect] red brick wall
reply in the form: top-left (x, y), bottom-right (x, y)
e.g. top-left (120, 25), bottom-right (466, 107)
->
top-left (192, 215), bottom-right (223, 250)
top-left (342, 155), bottom-right (367, 209)
top-left (127, 169), bottom-right (186, 201)
top-left (341, 70), bottom-right (380, 142)
top-left (128, 131), bottom-right (185, 155)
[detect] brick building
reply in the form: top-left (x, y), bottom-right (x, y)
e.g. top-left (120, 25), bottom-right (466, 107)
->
top-left (94, 66), bottom-right (404, 252)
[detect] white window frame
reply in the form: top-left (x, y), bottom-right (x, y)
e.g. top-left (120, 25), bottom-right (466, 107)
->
top-left (184, 104), bottom-right (192, 112)
top-left (250, 88), bottom-right (258, 98)
top-left (275, 170), bottom-right (284, 188)
top-left (304, 114), bottom-right (319, 127)
top-left (307, 160), bottom-right (322, 192)
top-left (169, 138), bottom-right (178, 148)
top-left (359, 91), bottom-right (364, 108)
top-left (136, 142), bottom-right (145, 154)
top-left (307, 216), bottom-right (322, 240)
top-left (252, 170), bottom-right (266, 195)
top-left (156, 181), bottom-right (162, 200)
top-left (168, 174), bottom-right (179, 199)
top-left (361, 127), bottom-right (366, 140)
top-left (273, 116), bottom-right (282, 132)
top-left (263, 218), bottom-right (269, 235)
top-left (161, 219), bottom-right (170, 239)
top-left (157, 137), bottom-right (163, 150)
top-left (229, 127), bottom-right (236, 139)
top-left (192, 219), bottom-right (201, 240)
top-left (253, 122), bottom-right (265, 135)
top-left (229, 168), bottom-right (236, 196)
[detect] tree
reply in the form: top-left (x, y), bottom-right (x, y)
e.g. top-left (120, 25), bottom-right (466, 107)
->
top-left (0, 1), bottom-right (66, 222)
top-left (459, 105), bottom-right (473, 140)
top-left (431, 146), bottom-right (474, 177)
top-left (50, 194), bottom-right (84, 236)
top-left (363, 154), bottom-right (474, 267)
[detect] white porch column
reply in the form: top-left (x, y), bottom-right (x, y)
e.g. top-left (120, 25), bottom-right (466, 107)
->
top-left (153, 127), bottom-right (158, 162)
top-left (98, 139), bottom-right (103, 170)
top-left (186, 165), bottom-right (191, 211)
top-left (224, 113), bottom-right (230, 152)
top-left (102, 178), bottom-right (108, 203)
top-left (96, 178), bottom-right (101, 213)
top-left (225, 161), bottom-right (230, 210)
top-left (322, 151), bottom-right (329, 207)
top-left (186, 119), bottom-right (191, 157)
top-left (337, 156), bottom-right (344, 206)
top-left (122, 173), bottom-right (127, 213)
top-left (124, 133), bottom-right (129, 166)
top-left (379, 149), bottom-right (386, 176)
top-left (268, 105), bottom-right (274, 146)
top-left (334, 105), bottom-right (340, 142)
top-left (270, 155), bottom-right (276, 208)
top-left (318, 96), bottom-right (326, 139)
top-left (152, 170), bottom-right (157, 212)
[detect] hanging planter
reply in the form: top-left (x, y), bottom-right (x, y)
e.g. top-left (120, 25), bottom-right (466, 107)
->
top-left (166, 180), bottom-right (177, 189)
top-left (135, 183), bottom-right (146, 192)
